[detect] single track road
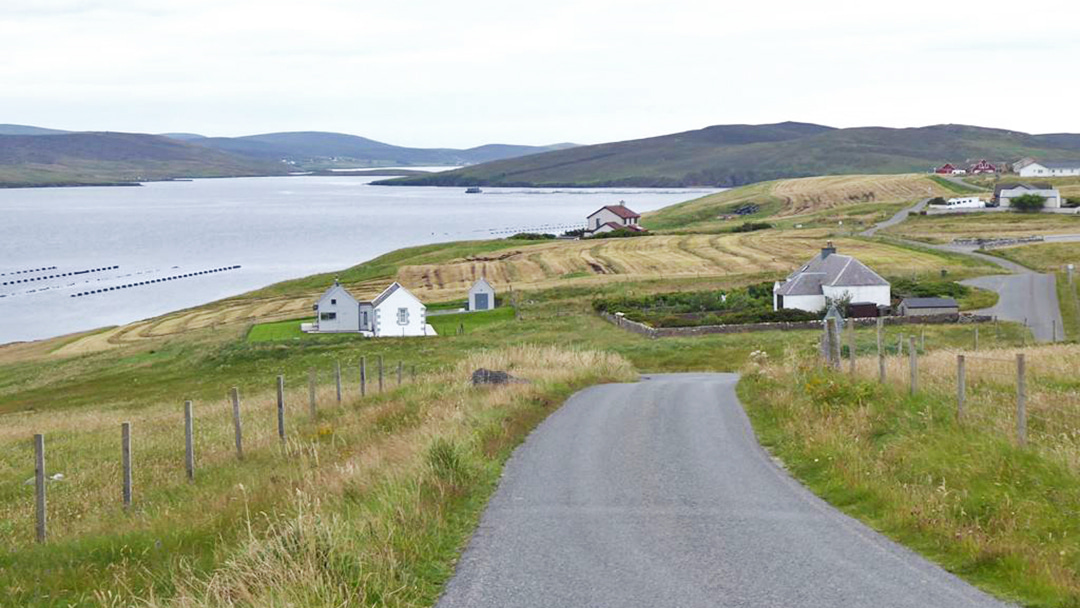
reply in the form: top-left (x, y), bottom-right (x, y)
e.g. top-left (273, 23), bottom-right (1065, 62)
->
top-left (436, 374), bottom-right (1013, 608)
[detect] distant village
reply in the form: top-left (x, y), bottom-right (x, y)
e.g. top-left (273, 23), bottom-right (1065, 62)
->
top-left (932, 157), bottom-right (1079, 211)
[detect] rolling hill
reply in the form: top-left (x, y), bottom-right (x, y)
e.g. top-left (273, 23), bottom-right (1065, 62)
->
top-left (378, 122), bottom-right (1080, 188)
top-left (191, 131), bottom-right (576, 167)
top-left (0, 132), bottom-right (286, 187)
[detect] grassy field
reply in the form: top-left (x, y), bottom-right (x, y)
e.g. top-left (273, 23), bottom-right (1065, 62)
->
top-left (928, 174), bottom-right (987, 194)
top-left (966, 175), bottom-right (1080, 199)
top-left (427, 306), bottom-right (516, 336)
top-left (36, 230), bottom-right (997, 356)
top-left (990, 241), bottom-right (1080, 272)
top-left (882, 212), bottom-right (1080, 244)
top-left (741, 339), bottom-right (1080, 606)
top-left (645, 174), bottom-right (953, 232)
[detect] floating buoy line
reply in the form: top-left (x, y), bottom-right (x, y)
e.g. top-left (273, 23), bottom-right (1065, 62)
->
top-left (0, 266), bottom-right (58, 277)
top-left (2, 266), bottom-right (119, 286)
top-left (70, 265), bottom-right (241, 298)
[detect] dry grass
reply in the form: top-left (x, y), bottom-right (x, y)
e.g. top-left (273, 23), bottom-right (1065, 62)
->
top-left (3, 345), bottom-right (635, 606)
top-left (883, 212), bottom-right (1080, 244)
top-left (991, 241), bottom-right (1080, 273)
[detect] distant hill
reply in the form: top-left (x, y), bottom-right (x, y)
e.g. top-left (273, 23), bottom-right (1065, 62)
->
top-left (160, 133), bottom-right (208, 141)
top-left (378, 122), bottom-right (1080, 188)
top-left (0, 132), bottom-right (286, 187)
top-left (190, 131), bottom-right (577, 168)
top-left (0, 124), bottom-right (70, 136)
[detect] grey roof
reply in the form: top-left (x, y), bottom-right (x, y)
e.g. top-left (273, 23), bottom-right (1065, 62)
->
top-left (1036, 161), bottom-right (1080, 170)
top-left (371, 282), bottom-right (402, 307)
top-left (775, 252), bottom-right (889, 297)
top-left (901, 297), bottom-right (958, 309)
top-left (995, 182), bottom-right (1054, 196)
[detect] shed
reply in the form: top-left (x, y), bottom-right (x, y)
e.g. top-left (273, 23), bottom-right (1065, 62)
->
top-left (899, 297), bottom-right (959, 316)
top-left (468, 277), bottom-right (496, 311)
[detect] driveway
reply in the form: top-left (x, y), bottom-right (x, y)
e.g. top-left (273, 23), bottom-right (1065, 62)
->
top-left (436, 374), bottom-right (1013, 608)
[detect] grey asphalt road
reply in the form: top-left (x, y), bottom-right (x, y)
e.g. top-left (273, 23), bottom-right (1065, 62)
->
top-left (859, 198), bottom-right (929, 237)
top-left (436, 374), bottom-right (1012, 608)
top-left (963, 273), bottom-right (1063, 342)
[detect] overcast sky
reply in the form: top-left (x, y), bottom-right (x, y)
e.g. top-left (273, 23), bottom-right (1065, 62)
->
top-left (3, 0), bottom-right (1078, 147)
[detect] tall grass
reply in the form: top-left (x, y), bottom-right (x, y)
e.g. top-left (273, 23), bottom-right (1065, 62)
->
top-left (1, 345), bottom-right (634, 607)
top-left (741, 343), bottom-right (1080, 606)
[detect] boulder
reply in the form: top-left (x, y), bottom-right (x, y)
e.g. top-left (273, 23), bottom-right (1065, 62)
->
top-left (471, 368), bottom-right (526, 386)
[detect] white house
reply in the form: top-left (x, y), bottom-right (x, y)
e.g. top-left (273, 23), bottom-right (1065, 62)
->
top-left (468, 277), bottom-right (496, 311)
top-left (585, 202), bottom-right (645, 236)
top-left (305, 281), bottom-right (436, 337)
top-left (994, 183), bottom-right (1063, 209)
top-left (311, 281), bottom-right (361, 333)
top-left (773, 242), bottom-right (891, 312)
top-left (1019, 161), bottom-right (1080, 178)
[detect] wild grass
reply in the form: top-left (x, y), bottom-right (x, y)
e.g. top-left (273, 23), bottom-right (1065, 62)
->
top-left (1, 345), bottom-right (635, 607)
top-left (882, 213), bottom-right (1080, 244)
top-left (991, 242), bottom-right (1080, 273)
top-left (740, 340), bottom-right (1080, 606)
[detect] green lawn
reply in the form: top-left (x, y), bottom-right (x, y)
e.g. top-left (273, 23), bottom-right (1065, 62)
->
top-left (428, 307), bottom-right (516, 336)
top-left (246, 317), bottom-right (311, 342)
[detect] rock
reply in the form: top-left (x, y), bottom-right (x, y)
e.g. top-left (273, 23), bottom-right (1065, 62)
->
top-left (471, 368), bottom-right (527, 386)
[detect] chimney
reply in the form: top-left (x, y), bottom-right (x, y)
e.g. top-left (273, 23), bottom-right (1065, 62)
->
top-left (821, 241), bottom-right (836, 258)
top-left (619, 199), bottom-right (626, 207)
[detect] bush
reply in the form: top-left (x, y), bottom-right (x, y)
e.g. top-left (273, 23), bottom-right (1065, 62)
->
top-left (593, 283), bottom-right (820, 328)
top-left (732, 221), bottom-right (773, 233)
top-left (891, 277), bottom-right (969, 300)
top-left (586, 228), bottom-right (649, 239)
top-left (928, 197), bottom-right (948, 206)
top-left (508, 232), bottom-right (556, 240)
top-left (562, 228), bottom-right (587, 238)
top-left (1010, 194), bottom-right (1046, 213)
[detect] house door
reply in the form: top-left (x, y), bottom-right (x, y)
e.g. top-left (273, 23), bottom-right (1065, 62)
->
top-left (475, 293), bottom-right (489, 310)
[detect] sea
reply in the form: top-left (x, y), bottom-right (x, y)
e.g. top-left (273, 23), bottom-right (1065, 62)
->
top-left (0, 175), bottom-right (717, 344)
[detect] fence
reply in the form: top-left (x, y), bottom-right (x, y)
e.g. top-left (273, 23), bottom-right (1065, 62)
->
top-left (22, 354), bottom-right (421, 544)
top-left (821, 318), bottom-right (1080, 461)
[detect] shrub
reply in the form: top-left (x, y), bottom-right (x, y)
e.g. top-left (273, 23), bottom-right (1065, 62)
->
top-left (586, 228), bottom-right (649, 239)
top-left (891, 277), bottom-right (969, 299)
top-left (1010, 194), bottom-right (1046, 213)
top-left (928, 197), bottom-right (948, 206)
top-left (732, 221), bottom-right (773, 233)
top-left (508, 232), bottom-right (556, 240)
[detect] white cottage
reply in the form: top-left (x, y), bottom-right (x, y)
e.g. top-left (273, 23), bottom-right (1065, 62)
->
top-left (468, 277), bottom-right (496, 311)
top-left (585, 203), bottom-right (645, 236)
top-left (1018, 161), bottom-right (1080, 178)
top-left (773, 243), bottom-right (891, 312)
top-left (994, 183), bottom-right (1063, 209)
top-left (306, 281), bottom-right (436, 337)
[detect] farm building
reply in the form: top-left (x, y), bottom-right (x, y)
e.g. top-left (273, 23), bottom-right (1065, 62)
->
top-left (468, 277), bottom-right (496, 311)
top-left (585, 202), bottom-right (645, 236)
top-left (899, 297), bottom-right (959, 316)
top-left (1019, 161), bottom-right (1080, 178)
top-left (304, 281), bottom-right (436, 337)
top-left (773, 242), bottom-right (891, 313)
top-left (968, 160), bottom-right (997, 174)
top-left (993, 183), bottom-right (1063, 208)
top-left (934, 163), bottom-right (966, 175)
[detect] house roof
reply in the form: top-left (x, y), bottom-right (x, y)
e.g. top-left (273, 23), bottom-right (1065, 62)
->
top-left (994, 182), bottom-right (1055, 196)
top-left (371, 282), bottom-right (402, 307)
top-left (589, 204), bottom-right (640, 220)
top-left (901, 297), bottom-right (959, 309)
top-left (775, 251), bottom-right (889, 297)
top-left (1035, 161), bottom-right (1080, 170)
top-left (470, 277), bottom-right (494, 292)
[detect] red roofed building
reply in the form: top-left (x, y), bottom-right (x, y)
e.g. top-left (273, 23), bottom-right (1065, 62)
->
top-left (934, 163), bottom-right (964, 175)
top-left (969, 159), bottom-right (997, 174)
top-left (585, 202), bottom-right (645, 236)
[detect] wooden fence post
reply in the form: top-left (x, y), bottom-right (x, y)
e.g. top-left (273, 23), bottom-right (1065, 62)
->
top-left (920, 328), bottom-right (925, 352)
top-left (360, 357), bottom-right (367, 397)
top-left (184, 401), bottom-right (195, 481)
top-left (897, 334), bottom-right (903, 357)
top-left (378, 356), bottom-right (385, 393)
top-left (335, 361), bottom-right (342, 404)
top-left (411, 365), bottom-right (417, 382)
top-left (847, 318), bottom-right (856, 375)
top-left (956, 355), bottom-right (966, 422)
top-left (876, 318), bottom-right (885, 383)
top-left (231, 387), bottom-right (243, 460)
top-left (34, 433), bottom-right (46, 543)
top-left (122, 422), bottom-right (132, 508)
top-left (974, 326), bottom-right (979, 351)
top-left (308, 370), bottom-right (317, 418)
top-left (908, 337), bottom-right (918, 395)
top-left (397, 361), bottom-right (403, 386)
top-left (1017, 353), bottom-right (1027, 446)
top-left (276, 375), bottom-right (286, 444)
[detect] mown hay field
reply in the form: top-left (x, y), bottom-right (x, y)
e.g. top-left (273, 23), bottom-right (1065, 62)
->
top-left (645, 174), bottom-right (953, 231)
top-left (44, 231), bottom-right (989, 357)
top-left (990, 241), bottom-right (1080, 272)
top-left (882, 212), bottom-right (1080, 244)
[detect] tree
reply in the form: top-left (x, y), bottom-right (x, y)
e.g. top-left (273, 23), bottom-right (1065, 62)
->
top-left (1010, 194), bottom-right (1046, 213)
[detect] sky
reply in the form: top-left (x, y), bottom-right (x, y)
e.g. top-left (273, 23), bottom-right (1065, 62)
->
top-left (3, 0), bottom-right (1079, 148)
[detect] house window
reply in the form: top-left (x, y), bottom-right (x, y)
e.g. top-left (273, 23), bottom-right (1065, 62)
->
top-left (330, 298), bottom-right (337, 305)
top-left (397, 307), bottom-right (409, 325)
top-left (320, 312), bottom-right (337, 321)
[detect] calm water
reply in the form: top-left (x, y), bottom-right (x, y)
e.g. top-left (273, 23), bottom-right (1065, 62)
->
top-left (0, 176), bottom-right (716, 344)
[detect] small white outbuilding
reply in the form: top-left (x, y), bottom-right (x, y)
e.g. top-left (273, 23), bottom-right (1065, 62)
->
top-left (468, 277), bottom-right (496, 311)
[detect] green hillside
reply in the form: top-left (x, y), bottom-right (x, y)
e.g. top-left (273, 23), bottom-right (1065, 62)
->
top-left (379, 122), bottom-right (1080, 188)
top-left (0, 132), bottom-right (287, 187)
